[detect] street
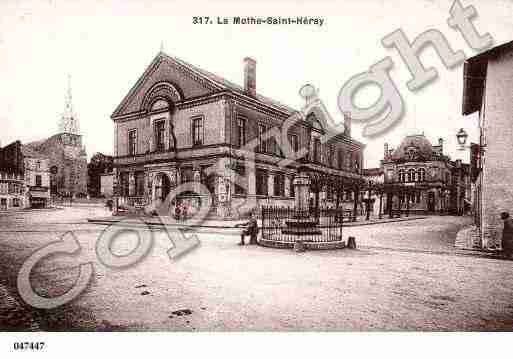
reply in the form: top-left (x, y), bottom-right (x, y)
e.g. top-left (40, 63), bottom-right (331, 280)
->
top-left (0, 207), bottom-right (512, 331)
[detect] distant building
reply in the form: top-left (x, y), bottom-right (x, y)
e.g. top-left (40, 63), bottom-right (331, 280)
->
top-left (22, 146), bottom-right (50, 208)
top-left (382, 134), bottom-right (470, 214)
top-left (462, 40), bottom-right (513, 248)
top-left (0, 141), bottom-right (26, 211)
top-left (24, 76), bottom-right (88, 197)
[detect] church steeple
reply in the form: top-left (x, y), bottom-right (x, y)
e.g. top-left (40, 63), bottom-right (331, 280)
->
top-left (58, 74), bottom-right (80, 135)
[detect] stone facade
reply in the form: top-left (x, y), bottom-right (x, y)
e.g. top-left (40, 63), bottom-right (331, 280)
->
top-left (462, 41), bottom-right (513, 248)
top-left (112, 51), bottom-right (365, 218)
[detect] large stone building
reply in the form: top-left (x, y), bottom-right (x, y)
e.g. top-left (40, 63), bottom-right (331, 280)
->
top-left (462, 40), bottom-right (513, 249)
top-left (382, 134), bottom-right (470, 214)
top-left (24, 77), bottom-right (88, 197)
top-left (0, 141), bottom-right (26, 211)
top-left (111, 51), bottom-right (365, 218)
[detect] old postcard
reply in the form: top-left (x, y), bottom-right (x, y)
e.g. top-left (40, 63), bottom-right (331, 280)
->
top-left (0, 0), bottom-right (512, 357)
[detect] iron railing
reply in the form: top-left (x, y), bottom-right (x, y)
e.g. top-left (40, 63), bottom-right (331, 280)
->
top-left (261, 206), bottom-right (349, 243)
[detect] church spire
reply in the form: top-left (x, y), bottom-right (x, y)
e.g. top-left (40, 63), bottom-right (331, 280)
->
top-left (58, 74), bottom-right (80, 135)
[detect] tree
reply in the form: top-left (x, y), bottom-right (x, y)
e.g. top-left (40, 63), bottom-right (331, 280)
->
top-left (87, 152), bottom-right (113, 197)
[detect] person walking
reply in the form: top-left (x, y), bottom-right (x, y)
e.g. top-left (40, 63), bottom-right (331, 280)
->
top-left (501, 212), bottom-right (513, 259)
top-left (235, 212), bottom-right (259, 245)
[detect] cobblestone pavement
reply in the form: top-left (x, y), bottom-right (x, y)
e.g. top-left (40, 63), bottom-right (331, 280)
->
top-left (1, 208), bottom-right (512, 331)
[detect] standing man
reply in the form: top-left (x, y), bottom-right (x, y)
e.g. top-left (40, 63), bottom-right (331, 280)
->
top-left (235, 212), bottom-right (259, 246)
top-left (501, 212), bottom-right (513, 259)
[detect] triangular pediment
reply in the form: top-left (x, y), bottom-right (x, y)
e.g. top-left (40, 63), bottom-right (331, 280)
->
top-left (111, 53), bottom-right (224, 118)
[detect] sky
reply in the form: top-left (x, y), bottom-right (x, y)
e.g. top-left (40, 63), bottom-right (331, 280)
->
top-left (1, 0), bottom-right (512, 167)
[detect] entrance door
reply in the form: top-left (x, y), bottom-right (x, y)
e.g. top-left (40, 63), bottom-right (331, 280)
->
top-left (160, 174), bottom-right (171, 201)
top-left (0, 198), bottom-right (6, 210)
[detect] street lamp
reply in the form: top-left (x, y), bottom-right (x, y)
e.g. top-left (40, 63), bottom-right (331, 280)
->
top-left (456, 128), bottom-right (469, 150)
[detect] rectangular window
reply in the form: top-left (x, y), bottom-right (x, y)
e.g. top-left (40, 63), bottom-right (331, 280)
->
top-left (135, 172), bottom-right (145, 196)
top-left (237, 117), bottom-right (246, 147)
top-left (290, 176), bottom-right (295, 198)
top-left (258, 124), bottom-right (267, 153)
top-left (288, 134), bottom-right (299, 153)
top-left (234, 164), bottom-right (247, 195)
top-left (128, 129), bottom-right (137, 155)
top-left (192, 117), bottom-right (203, 146)
top-left (35, 175), bottom-right (42, 187)
top-left (328, 146), bottom-right (334, 167)
top-left (256, 169), bottom-right (268, 196)
top-left (120, 172), bottom-right (129, 197)
top-left (155, 120), bottom-right (165, 152)
top-left (273, 174), bottom-right (285, 197)
top-left (313, 138), bottom-right (321, 163)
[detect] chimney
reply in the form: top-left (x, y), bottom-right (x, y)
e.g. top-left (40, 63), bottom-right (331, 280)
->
top-left (243, 57), bottom-right (256, 97)
top-left (343, 112), bottom-right (352, 137)
top-left (384, 142), bottom-right (389, 159)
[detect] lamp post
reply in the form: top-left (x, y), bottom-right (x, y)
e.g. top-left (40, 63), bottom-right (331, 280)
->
top-left (456, 128), bottom-right (469, 150)
top-left (365, 180), bottom-right (372, 221)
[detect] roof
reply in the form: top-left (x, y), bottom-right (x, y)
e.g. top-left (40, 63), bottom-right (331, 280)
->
top-left (393, 134), bottom-right (433, 159)
top-left (462, 40), bottom-right (513, 115)
top-left (112, 52), bottom-right (297, 118)
top-left (165, 53), bottom-right (296, 114)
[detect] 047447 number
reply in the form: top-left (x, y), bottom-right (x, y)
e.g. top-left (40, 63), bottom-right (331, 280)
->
top-left (13, 342), bottom-right (45, 351)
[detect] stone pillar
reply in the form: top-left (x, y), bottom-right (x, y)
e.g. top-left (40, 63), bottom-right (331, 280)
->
top-left (268, 173), bottom-right (274, 198)
top-left (284, 176), bottom-right (291, 198)
top-left (248, 168), bottom-right (256, 196)
top-left (293, 173), bottom-right (311, 214)
top-left (193, 168), bottom-right (201, 193)
top-left (128, 172), bottom-right (136, 197)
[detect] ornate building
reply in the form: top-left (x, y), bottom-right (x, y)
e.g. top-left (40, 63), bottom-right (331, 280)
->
top-left (382, 134), bottom-right (470, 214)
top-left (24, 76), bottom-right (88, 197)
top-left (111, 51), bottom-right (365, 218)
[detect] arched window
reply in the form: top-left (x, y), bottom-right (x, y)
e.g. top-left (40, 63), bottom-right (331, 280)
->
top-left (398, 169), bottom-right (405, 183)
top-left (418, 168), bottom-right (426, 182)
top-left (407, 169), bottom-right (416, 182)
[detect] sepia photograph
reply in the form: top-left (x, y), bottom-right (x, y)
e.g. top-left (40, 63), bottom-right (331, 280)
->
top-left (0, 0), bottom-right (513, 356)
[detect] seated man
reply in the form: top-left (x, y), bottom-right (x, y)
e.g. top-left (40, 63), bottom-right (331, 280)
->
top-left (235, 212), bottom-right (259, 245)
